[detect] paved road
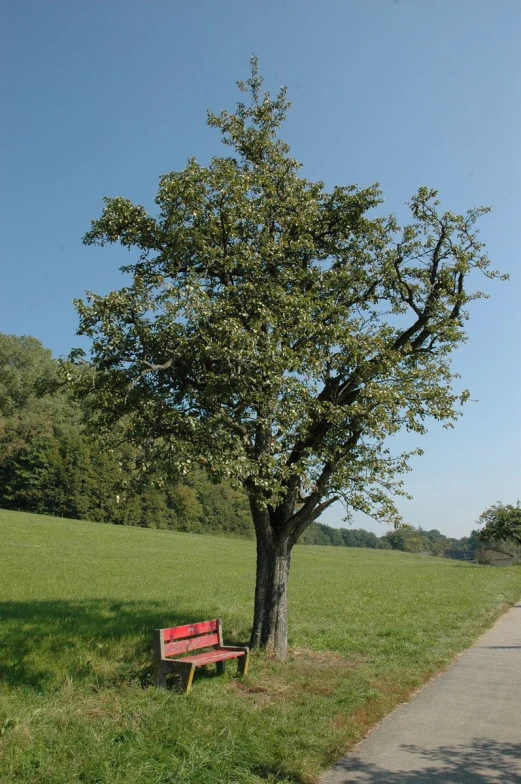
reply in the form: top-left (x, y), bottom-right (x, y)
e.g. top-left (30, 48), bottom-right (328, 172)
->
top-left (320, 602), bottom-right (521, 784)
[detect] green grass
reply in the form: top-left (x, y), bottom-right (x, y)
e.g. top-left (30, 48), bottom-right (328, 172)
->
top-left (1, 510), bottom-right (520, 784)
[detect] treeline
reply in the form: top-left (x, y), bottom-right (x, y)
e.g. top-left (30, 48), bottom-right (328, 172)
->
top-left (301, 523), bottom-right (387, 549)
top-left (300, 520), bottom-right (481, 556)
top-left (0, 334), bottom-right (253, 537)
top-left (0, 334), bottom-right (490, 555)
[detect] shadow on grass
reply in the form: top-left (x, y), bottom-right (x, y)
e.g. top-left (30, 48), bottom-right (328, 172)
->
top-left (0, 600), bottom-right (240, 692)
top-left (324, 738), bottom-right (521, 783)
top-left (252, 764), bottom-right (307, 783)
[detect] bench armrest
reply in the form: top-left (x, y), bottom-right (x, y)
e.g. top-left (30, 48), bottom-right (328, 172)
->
top-left (218, 645), bottom-right (249, 654)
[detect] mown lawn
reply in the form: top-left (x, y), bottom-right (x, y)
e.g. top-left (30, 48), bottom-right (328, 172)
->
top-left (1, 510), bottom-right (520, 783)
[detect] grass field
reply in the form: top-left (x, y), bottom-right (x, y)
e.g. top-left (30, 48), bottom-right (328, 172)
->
top-left (1, 510), bottom-right (520, 784)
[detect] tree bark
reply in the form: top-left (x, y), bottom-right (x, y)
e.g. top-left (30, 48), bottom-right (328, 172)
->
top-left (249, 503), bottom-right (292, 658)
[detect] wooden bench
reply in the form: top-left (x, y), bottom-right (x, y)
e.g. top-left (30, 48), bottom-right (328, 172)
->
top-left (153, 619), bottom-right (250, 694)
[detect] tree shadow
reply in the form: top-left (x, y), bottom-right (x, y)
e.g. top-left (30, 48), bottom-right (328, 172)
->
top-left (324, 738), bottom-right (521, 783)
top-left (0, 599), bottom-right (220, 692)
top-left (252, 764), bottom-right (306, 783)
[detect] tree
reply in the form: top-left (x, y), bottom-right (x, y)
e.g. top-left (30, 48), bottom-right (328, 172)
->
top-left (466, 529), bottom-right (483, 552)
top-left (384, 527), bottom-right (431, 553)
top-left (0, 334), bottom-right (83, 514)
top-left (0, 334), bottom-right (58, 416)
top-left (73, 59), bottom-right (501, 657)
top-left (0, 334), bottom-right (67, 462)
top-left (339, 528), bottom-right (383, 549)
top-left (478, 503), bottom-right (521, 546)
top-left (299, 522), bottom-right (335, 546)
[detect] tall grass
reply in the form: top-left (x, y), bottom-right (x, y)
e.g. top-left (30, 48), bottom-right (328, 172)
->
top-left (1, 510), bottom-right (520, 783)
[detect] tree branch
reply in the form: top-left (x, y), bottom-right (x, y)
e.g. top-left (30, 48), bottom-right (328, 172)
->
top-left (288, 495), bottom-right (340, 548)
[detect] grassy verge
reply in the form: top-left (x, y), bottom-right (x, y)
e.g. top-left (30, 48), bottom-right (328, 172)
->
top-left (1, 510), bottom-right (520, 783)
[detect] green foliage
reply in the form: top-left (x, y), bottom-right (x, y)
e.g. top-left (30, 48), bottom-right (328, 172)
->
top-left (478, 502), bottom-right (521, 547)
top-left (300, 521), bottom-right (344, 546)
top-left (299, 523), bottom-right (479, 556)
top-left (0, 334), bottom-right (58, 417)
top-left (385, 528), bottom-right (428, 553)
top-left (184, 472), bottom-right (253, 536)
top-left (300, 524), bottom-right (386, 549)
top-left (466, 529), bottom-right (483, 551)
top-left (0, 334), bottom-right (72, 463)
top-left (0, 333), bottom-right (252, 537)
top-left (1, 510), bottom-right (520, 784)
top-left (339, 527), bottom-right (386, 549)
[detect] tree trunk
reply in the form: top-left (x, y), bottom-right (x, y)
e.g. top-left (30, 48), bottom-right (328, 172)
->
top-left (249, 505), bottom-right (292, 658)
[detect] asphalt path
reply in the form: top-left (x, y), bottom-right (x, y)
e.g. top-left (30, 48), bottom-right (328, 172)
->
top-left (320, 601), bottom-right (521, 784)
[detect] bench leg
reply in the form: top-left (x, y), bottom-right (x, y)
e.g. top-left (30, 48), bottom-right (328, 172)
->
top-left (153, 660), bottom-right (170, 688)
top-left (237, 651), bottom-right (250, 677)
top-left (179, 663), bottom-right (196, 695)
top-left (216, 660), bottom-right (226, 675)
top-left (154, 660), bottom-right (196, 694)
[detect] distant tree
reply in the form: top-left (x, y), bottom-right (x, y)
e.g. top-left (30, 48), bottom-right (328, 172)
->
top-left (186, 470), bottom-right (253, 536)
top-left (299, 523), bottom-right (333, 546)
top-left (420, 529), bottom-right (450, 556)
top-left (340, 528), bottom-right (364, 548)
top-left (314, 523), bottom-right (344, 546)
top-left (466, 529), bottom-right (483, 552)
top-left (385, 527), bottom-right (430, 553)
top-left (0, 334), bottom-right (58, 416)
top-left (364, 531), bottom-right (385, 549)
top-left (73, 59), bottom-right (502, 657)
top-left (478, 503), bottom-right (521, 547)
top-left (423, 529), bottom-right (444, 542)
top-left (340, 528), bottom-right (383, 549)
top-left (0, 334), bottom-right (83, 514)
top-left (0, 334), bottom-right (70, 463)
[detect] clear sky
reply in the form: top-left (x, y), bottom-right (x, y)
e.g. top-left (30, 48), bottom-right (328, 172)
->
top-left (1, 0), bottom-right (519, 538)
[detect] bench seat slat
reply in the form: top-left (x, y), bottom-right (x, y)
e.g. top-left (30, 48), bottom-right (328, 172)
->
top-left (164, 632), bottom-right (219, 656)
top-left (177, 649), bottom-right (245, 665)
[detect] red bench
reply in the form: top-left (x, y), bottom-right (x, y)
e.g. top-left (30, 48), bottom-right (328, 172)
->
top-left (153, 619), bottom-right (250, 694)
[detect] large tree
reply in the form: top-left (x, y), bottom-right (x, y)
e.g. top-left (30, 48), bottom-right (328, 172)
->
top-left (73, 60), bottom-right (502, 657)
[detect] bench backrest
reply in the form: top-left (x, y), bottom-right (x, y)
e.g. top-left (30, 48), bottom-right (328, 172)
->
top-left (155, 619), bottom-right (223, 659)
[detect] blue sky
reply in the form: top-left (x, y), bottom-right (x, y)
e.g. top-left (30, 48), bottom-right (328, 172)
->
top-left (1, 0), bottom-right (519, 538)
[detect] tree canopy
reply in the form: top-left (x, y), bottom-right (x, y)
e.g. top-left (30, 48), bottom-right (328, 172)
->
top-left (479, 503), bottom-right (521, 547)
top-left (73, 59), bottom-right (502, 656)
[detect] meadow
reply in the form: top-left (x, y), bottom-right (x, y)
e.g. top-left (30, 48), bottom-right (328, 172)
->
top-left (1, 510), bottom-right (520, 784)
